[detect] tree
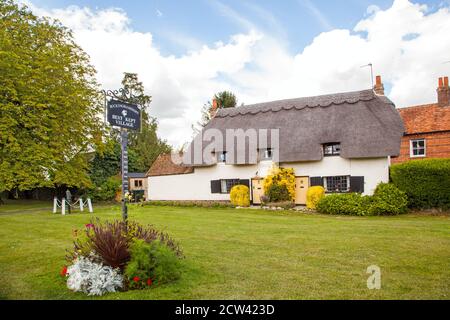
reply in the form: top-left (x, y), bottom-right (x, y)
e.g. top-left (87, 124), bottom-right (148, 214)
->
top-left (88, 73), bottom-right (171, 187)
top-left (0, 1), bottom-right (104, 192)
top-left (196, 91), bottom-right (238, 130)
top-left (119, 73), bottom-right (171, 172)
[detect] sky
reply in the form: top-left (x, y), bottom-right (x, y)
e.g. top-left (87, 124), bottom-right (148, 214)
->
top-left (19, 0), bottom-right (450, 147)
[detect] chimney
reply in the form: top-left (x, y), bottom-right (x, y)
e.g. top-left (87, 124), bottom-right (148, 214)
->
top-left (210, 98), bottom-right (219, 118)
top-left (437, 76), bottom-right (450, 107)
top-left (373, 75), bottom-right (384, 95)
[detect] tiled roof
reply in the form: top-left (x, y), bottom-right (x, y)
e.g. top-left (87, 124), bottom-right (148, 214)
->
top-left (398, 103), bottom-right (450, 134)
top-left (147, 154), bottom-right (194, 177)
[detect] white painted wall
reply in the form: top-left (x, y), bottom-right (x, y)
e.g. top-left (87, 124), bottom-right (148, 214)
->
top-left (147, 157), bottom-right (389, 200)
top-left (284, 157), bottom-right (389, 196)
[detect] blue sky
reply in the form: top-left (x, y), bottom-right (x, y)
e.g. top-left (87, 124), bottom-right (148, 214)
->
top-left (25, 0), bottom-right (445, 56)
top-left (24, 0), bottom-right (450, 146)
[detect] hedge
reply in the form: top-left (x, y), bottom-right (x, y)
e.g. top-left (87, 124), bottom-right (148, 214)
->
top-left (390, 159), bottom-right (450, 209)
top-left (316, 183), bottom-right (408, 216)
top-left (144, 200), bottom-right (235, 208)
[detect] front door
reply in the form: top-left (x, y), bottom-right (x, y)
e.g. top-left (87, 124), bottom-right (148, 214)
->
top-left (251, 178), bottom-right (264, 204)
top-left (295, 176), bottom-right (309, 205)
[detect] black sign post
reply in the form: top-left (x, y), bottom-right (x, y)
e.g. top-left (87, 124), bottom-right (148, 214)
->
top-left (120, 129), bottom-right (129, 221)
top-left (102, 90), bottom-right (141, 223)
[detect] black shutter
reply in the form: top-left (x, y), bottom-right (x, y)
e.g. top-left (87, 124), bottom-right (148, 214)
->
top-left (310, 177), bottom-right (323, 186)
top-left (210, 180), bottom-right (221, 194)
top-left (350, 176), bottom-right (364, 193)
top-left (239, 179), bottom-right (250, 188)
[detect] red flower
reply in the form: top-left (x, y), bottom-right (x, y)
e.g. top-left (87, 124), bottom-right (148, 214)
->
top-left (133, 276), bottom-right (140, 283)
top-left (146, 278), bottom-right (152, 286)
top-left (60, 266), bottom-right (68, 277)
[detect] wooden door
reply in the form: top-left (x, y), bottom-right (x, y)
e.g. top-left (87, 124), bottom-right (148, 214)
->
top-left (295, 176), bottom-right (309, 205)
top-left (251, 178), bottom-right (264, 204)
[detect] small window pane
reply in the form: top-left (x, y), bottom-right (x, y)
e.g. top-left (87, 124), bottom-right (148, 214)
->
top-left (219, 152), bottom-right (227, 162)
top-left (411, 139), bottom-right (426, 157)
top-left (324, 176), bottom-right (349, 193)
top-left (263, 149), bottom-right (273, 159)
top-left (324, 143), bottom-right (341, 156)
top-left (220, 180), bottom-right (227, 193)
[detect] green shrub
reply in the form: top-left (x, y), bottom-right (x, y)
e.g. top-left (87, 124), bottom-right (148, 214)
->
top-left (306, 186), bottom-right (325, 209)
top-left (66, 219), bottom-right (183, 270)
top-left (125, 239), bottom-right (181, 289)
top-left (316, 193), bottom-right (372, 216)
top-left (151, 243), bottom-right (182, 284)
top-left (230, 185), bottom-right (250, 207)
top-left (145, 200), bottom-right (235, 208)
top-left (267, 184), bottom-right (291, 202)
top-left (390, 159), bottom-right (450, 209)
top-left (369, 183), bottom-right (408, 215)
top-left (89, 176), bottom-right (121, 201)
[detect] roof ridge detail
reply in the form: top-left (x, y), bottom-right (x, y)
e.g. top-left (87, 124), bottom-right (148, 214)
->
top-left (215, 89), bottom-right (377, 118)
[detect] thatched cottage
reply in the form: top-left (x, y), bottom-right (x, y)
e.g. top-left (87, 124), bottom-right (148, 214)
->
top-left (147, 78), bottom-right (404, 204)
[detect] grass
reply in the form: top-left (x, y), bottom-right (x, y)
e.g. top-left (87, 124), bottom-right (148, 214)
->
top-left (0, 200), bottom-right (449, 300)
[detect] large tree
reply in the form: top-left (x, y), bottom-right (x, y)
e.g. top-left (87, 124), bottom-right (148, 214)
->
top-left (0, 1), bottom-right (104, 192)
top-left (196, 91), bottom-right (238, 130)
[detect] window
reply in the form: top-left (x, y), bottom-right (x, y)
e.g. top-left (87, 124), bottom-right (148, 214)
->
top-left (410, 139), bottom-right (426, 157)
top-left (134, 180), bottom-right (143, 188)
top-left (324, 176), bottom-right (350, 193)
top-left (263, 148), bottom-right (273, 160)
top-left (323, 143), bottom-right (341, 156)
top-left (220, 180), bottom-right (227, 193)
top-left (218, 152), bottom-right (227, 163)
top-left (220, 179), bottom-right (240, 194)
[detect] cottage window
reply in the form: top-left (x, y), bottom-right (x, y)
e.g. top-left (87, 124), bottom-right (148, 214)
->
top-left (220, 179), bottom-right (239, 194)
top-left (134, 180), bottom-right (143, 188)
top-left (263, 148), bottom-right (273, 160)
top-left (410, 139), bottom-right (426, 157)
top-left (218, 152), bottom-right (227, 163)
top-left (323, 143), bottom-right (341, 156)
top-left (324, 176), bottom-right (350, 193)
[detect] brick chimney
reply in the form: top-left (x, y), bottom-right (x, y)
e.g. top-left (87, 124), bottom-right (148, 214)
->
top-left (210, 98), bottom-right (219, 118)
top-left (437, 76), bottom-right (450, 107)
top-left (373, 75), bottom-right (384, 95)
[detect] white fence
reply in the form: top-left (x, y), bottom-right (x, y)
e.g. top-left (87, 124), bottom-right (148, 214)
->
top-left (53, 197), bottom-right (93, 215)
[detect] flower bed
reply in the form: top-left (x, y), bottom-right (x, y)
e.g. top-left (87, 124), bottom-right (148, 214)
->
top-left (61, 219), bottom-right (183, 296)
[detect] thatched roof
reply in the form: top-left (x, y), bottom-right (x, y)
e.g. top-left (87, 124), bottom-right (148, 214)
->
top-left (183, 89), bottom-right (404, 166)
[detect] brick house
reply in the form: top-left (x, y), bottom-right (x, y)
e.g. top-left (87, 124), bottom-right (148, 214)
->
top-left (391, 77), bottom-right (450, 164)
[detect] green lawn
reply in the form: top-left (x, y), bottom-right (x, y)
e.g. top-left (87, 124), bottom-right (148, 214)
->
top-left (0, 201), bottom-right (449, 300)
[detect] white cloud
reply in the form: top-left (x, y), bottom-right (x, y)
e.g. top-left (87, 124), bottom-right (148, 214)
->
top-left (21, 0), bottom-right (450, 147)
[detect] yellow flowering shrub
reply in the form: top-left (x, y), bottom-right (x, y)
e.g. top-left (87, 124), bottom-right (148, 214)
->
top-left (230, 185), bottom-right (250, 207)
top-left (263, 165), bottom-right (296, 201)
top-left (306, 186), bottom-right (325, 209)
